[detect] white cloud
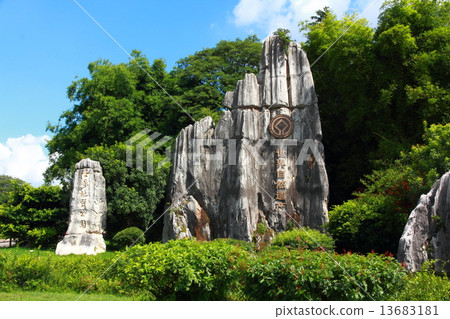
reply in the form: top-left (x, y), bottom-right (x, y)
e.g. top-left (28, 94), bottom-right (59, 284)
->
top-left (232, 0), bottom-right (382, 40)
top-left (0, 134), bottom-right (50, 187)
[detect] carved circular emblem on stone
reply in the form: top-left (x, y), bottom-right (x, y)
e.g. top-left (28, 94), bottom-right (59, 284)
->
top-left (269, 114), bottom-right (294, 138)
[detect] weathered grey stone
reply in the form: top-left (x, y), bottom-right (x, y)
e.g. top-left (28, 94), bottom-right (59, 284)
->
top-left (233, 73), bottom-right (261, 108)
top-left (222, 91), bottom-right (234, 109)
top-left (163, 36), bottom-right (328, 242)
top-left (398, 171), bottom-right (450, 272)
top-left (56, 158), bottom-right (107, 255)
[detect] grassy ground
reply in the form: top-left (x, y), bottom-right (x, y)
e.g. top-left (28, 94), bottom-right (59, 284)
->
top-left (0, 246), bottom-right (116, 257)
top-left (0, 247), bottom-right (127, 301)
top-left (0, 290), bottom-right (136, 301)
top-left (0, 246), bottom-right (55, 257)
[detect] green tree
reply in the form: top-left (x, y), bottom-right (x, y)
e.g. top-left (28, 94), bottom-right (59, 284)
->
top-left (83, 143), bottom-right (170, 237)
top-left (0, 182), bottom-right (67, 247)
top-left (45, 37), bottom-right (262, 238)
top-left (0, 175), bottom-right (25, 205)
top-left (300, 1), bottom-right (449, 204)
top-left (45, 51), bottom-right (170, 186)
top-left (327, 123), bottom-right (450, 254)
top-left (163, 35), bottom-right (262, 135)
top-left (308, 6), bottom-right (332, 26)
top-left (373, 0), bottom-right (450, 154)
top-left (300, 11), bottom-right (378, 204)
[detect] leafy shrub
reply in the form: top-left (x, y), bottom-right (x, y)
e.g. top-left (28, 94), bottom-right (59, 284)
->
top-left (0, 243), bottom-right (410, 301)
top-left (238, 249), bottom-right (407, 301)
top-left (26, 227), bottom-right (58, 248)
top-left (272, 228), bottom-right (335, 251)
top-left (0, 183), bottom-right (67, 248)
top-left (213, 238), bottom-right (254, 252)
top-left (391, 261), bottom-right (450, 301)
top-left (328, 191), bottom-right (408, 254)
top-left (110, 227), bottom-right (145, 251)
top-left (117, 239), bottom-right (249, 300)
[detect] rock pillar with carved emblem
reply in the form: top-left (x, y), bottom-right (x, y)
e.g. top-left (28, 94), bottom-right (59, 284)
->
top-left (56, 158), bottom-right (107, 255)
top-left (163, 35), bottom-right (328, 242)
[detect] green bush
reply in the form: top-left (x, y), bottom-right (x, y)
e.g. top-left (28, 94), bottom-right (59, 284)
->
top-left (117, 239), bottom-right (249, 300)
top-left (110, 227), bottom-right (145, 251)
top-left (391, 261), bottom-right (450, 301)
top-left (0, 183), bottom-right (67, 248)
top-left (213, 238), bottom-right (255, 252)
top-left (328, 191), bottom-right (407, 254)
top-left (239, 249), bottom-right (407, 301)
top-left (272, 228), bottom-right (335, 251)
top-left (0, 242), bottom-right (412, 301)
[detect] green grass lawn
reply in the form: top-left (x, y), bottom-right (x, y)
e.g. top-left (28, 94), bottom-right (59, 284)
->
top-left (0, 246), bottom-right (116, 257)
top-left (0, 290), bottom-right (136, 301)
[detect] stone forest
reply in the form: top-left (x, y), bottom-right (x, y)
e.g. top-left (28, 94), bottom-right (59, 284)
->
top-left (52, 35), bottom-right (449, 277)
top-left (0, 0), bottom-right (449, 302)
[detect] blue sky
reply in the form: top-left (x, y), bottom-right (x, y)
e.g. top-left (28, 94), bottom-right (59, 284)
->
top-left (0, 0), bottom-right (382, 186)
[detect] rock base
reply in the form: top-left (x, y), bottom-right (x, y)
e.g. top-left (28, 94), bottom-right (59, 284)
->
top-left (55, 234), bottom-right (106, 256)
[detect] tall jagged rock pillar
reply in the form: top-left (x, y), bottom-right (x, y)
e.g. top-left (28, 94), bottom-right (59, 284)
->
top-left (398, 172), bottom-right (450, 272)
top-left (56, 158), bottom-right (107, 255)
top-left (163, 35), bottom-right (328, 242)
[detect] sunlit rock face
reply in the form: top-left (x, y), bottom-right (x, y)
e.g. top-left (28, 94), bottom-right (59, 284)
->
top-left (398, 172), bottom-right (450, 273)
top-left (56, 158), bottom-right (107, 255)
top-left (163, 36), bottom-right (329, 242)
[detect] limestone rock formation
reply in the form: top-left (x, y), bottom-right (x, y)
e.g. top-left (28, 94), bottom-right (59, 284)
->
top-left (56, 158), bottom-right (107, 255)
top-left (398, 172), bottom-right (450, 272)
top-left (163, 35), bottom-right (328, 242)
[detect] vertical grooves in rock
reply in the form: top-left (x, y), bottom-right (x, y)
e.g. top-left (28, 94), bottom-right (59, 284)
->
top-left (286, 56), bottom-right (292, 108)
top-left (163, 35), bottom-right (329, 242)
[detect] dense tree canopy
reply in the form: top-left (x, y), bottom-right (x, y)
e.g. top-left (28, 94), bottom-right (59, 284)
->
top-left (0, 183), bottom-right (67, 247)
top-left (0, 175), bottom-right (25, 205)
top-left (300, 0), bottom-right (449, 204)
top-left (328, 123), bottom-right (450, 254)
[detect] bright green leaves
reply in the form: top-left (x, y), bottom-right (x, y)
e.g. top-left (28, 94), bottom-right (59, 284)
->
top-left (118, 239), bottom-right (248, 300)
top-left (301, 1), bottom-right (449, 204)
top-left (272, 228), bottom-right (335, 251)
top-left (377, 24), bottom-right (417, 61)
top-left (116, 239), bottom-right (405, 301)
top-left (328, 123), bottom-right (450, 254)
top-left (0, 183), bottom-right (67, 248)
